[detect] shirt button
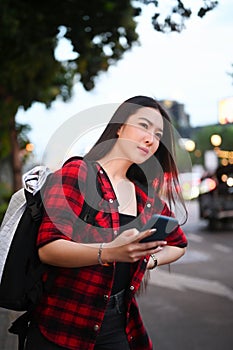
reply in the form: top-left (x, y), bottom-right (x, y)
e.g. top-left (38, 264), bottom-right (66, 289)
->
top-left (113, 230), bottom-right (118, 236)
top-left (146, 203), bottom-right (151, 208)
top-left (109, 198), bottom-right (114, 203)
top-left (144, 258), bottom-right (147, 263)
top-left (104, 294), bottom-right (109, 301)
top-left (130, 285), bottom-right (135, 291)
top-left (99, 170), bottom-right (104, 174)
top-left (93, 324), bottom-right (100, 332)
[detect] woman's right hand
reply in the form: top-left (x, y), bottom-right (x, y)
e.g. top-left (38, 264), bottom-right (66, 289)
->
top-left (102, 228), bottom-right (167, 264)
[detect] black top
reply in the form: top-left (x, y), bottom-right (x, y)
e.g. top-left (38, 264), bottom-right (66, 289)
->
top-left (111, 213), bottom-right (136, 295)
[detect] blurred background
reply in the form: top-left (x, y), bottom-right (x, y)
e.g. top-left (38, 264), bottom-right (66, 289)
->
top-left (0, 1), bottom-right (233, 349)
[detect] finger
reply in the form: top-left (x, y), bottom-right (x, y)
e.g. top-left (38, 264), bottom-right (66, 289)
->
top-left (114, 228), bottom-right (139, 247)
top-left (143, 240), bottom-right (167, 249)
top-left (130, 245), bottom-right (163, 260)
top-left (123, 228), bottom-right (139, 238)
top-left (135, 228), bottom-right (157, 242)
top-left (137, 240), bottom-right (167, 253)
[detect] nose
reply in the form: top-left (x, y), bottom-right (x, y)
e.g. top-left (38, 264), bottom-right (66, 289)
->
top-left (144, 132), bottom-right (154, 145)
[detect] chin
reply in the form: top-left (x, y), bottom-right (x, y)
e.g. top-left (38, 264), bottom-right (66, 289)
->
top-left (133, 157), bottom-right (149, 165)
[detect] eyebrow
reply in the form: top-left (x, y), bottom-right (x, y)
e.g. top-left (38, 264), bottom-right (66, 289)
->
top-left (138, 117), bottom-right (163, 133)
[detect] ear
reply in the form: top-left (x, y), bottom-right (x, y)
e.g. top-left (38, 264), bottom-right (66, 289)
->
top-left (116, 125), bottom-right (123, 137)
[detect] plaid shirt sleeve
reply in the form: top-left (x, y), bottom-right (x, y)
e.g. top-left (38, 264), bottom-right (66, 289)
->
top-left (160, 200), bottom-right (188, 248)
top-left (38, 159), bottom-right (88, 247)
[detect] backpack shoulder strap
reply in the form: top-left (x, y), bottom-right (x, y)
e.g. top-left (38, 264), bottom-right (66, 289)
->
top-left (81, 160), bottom-right (100, 224)
top-left (62, 157), bottom-right (100, 224)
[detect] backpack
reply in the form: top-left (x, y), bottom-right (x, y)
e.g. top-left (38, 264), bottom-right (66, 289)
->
top-left (0, 157), bottom-right (98, 350)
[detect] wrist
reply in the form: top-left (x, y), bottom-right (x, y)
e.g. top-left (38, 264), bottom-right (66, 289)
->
top-left (149, 254), bottom-right (158, 270)
top-left (98, 243), bottom-right (112, 266)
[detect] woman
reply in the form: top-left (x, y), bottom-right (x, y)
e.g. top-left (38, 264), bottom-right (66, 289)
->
top-left (25, 96), bottom-right (188, 350)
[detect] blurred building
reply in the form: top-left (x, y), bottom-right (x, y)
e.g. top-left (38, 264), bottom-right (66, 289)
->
top-left (159, 100), bottom-right (192, 138)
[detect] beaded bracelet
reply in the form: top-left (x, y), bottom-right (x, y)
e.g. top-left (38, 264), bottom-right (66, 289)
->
top-left (98, 243), bottom-right (111, 266)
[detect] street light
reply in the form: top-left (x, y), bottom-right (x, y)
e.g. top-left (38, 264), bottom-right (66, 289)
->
top-left (25, 143), bottom-right (34, 152)
top-left (184, 139), bottom-right (196, 152)
top-left (180, 138), bottom-right (196, 152)
top-left (210, 134), bottom-right (222, 147)
top-left (209, 133), bottom-right (230, 166)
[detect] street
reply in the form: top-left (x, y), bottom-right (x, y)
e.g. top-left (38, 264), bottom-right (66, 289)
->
top-left (138, 200), bottom-right (233, 350)
top-left (1, 200), bottom-right (233, 349)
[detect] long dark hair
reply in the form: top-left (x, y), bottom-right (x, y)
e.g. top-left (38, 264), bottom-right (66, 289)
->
top-left (85, 95), bottom-right (187, 220)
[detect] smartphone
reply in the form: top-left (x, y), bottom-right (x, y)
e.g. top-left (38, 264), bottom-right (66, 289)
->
top-left (140, 214), bottom-right (179, 242)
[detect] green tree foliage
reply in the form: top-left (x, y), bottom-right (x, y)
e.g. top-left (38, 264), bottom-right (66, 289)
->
top-left (0, 0), bottom-right (218, 191)
top-left (193, 125), bottom-right (233, 151)
top-left (191, 124), bottom-right (233, 166)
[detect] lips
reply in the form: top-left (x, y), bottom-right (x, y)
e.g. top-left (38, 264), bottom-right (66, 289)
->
top-left (137, 146), bottom-right (149, 155)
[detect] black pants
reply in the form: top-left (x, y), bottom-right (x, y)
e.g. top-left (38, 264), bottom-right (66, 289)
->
top-left (95, 289), bottom-right (130, 350)
top-left (25, 290), bottom-right (130, 350)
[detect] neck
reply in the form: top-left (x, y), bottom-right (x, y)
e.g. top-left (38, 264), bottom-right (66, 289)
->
top-left (98, 155), bottom-right (137, 216)
top-left (98, 154), bottom-right (132, 181)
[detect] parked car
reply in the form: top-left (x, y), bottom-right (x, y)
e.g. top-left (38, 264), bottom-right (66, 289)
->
top-left (198, 164), bottom-right (233, 229)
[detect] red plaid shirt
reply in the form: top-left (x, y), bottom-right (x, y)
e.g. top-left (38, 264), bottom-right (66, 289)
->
top-left (35, 159), bottom-right (187, 350)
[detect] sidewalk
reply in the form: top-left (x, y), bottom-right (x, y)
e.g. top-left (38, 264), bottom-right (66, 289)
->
top-left (0, 309), bottom-right (19, 350)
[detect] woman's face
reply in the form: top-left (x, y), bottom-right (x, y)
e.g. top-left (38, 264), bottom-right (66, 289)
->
top-left (116, 107), bottom-right (164, 164)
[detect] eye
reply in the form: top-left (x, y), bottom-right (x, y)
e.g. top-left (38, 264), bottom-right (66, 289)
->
top-left (139, 122), bottom-right (149, 130)
top-left (154, 132), bottom-right (163, 140)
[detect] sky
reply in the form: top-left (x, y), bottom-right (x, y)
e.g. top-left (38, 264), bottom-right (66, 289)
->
top-left (16, 0), bottom-right (233, 160)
